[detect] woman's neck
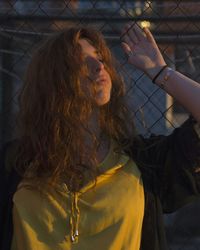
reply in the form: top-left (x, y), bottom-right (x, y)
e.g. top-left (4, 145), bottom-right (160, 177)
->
top-left (84, 109), bottom-right (100, 145)
top-left (85, 110), bottom-right (110, 163)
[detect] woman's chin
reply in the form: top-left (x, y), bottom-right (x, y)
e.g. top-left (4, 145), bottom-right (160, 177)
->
top-left (95, 94), bottom-right (111, 106)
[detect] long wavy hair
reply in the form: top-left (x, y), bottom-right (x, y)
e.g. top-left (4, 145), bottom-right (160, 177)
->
top-left (16, 26), bottom-right (137, 192)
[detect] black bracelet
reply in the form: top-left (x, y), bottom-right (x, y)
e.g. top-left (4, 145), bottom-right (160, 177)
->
top-left (152, 65), bottom-right (168, 84)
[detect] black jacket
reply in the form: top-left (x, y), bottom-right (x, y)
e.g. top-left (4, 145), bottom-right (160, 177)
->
top-left (1, 117), bottom-right (200, 250)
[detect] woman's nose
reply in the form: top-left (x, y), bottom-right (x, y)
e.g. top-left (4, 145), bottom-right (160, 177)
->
top-left (94, 59), bottom-right (104, 73)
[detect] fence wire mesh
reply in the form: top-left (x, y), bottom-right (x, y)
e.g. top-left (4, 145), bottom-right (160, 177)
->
top-left (0, 1), bottom-right (200, 249)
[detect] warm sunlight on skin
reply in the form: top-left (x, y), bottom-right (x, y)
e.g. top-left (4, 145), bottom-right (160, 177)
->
top-left (79, 39), bottom-right (112, 106)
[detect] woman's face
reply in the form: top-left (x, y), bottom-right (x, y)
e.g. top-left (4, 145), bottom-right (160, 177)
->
top-left (79, 39), bottom-right (112, 106)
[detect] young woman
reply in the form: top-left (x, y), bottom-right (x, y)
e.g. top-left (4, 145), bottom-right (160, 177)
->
top-left (1, 23), bottom-right (200, 250)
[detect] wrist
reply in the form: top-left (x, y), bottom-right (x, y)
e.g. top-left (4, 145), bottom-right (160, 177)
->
top-left (153, 66), bottom-right (174, 89)
top-left (152, 65), bottom-right (168, 84)
top-left (145, 65), bottom-right (167, 80)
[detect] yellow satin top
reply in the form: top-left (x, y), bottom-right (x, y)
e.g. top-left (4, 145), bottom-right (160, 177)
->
top-left (11, 139), bottom-right (144, 250)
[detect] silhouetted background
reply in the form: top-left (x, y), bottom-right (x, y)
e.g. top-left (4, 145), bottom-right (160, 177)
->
top-left (0, 1), bottom-right (200, 249)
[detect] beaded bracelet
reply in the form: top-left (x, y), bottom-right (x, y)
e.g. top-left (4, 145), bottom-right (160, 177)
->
top-left (159, 67), bottom-right (174, 89)
top-left (152, 65), bottom-right (168, 84)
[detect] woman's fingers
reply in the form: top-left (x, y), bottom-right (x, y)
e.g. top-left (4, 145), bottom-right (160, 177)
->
top-left (121, 23), bottom-right (138, 45)
top-left (121, 42), bottom-right (132, 55)
top-left (121, 23), bottom-right (152, 49)
top-left (126, 24), bottom-right (139, 44)
top-left (143, 27), bottom-right (155, 44)
top-left (133, 24), bottom-right (146, 42)
top-left (122, 32), bottom-right (134, 51)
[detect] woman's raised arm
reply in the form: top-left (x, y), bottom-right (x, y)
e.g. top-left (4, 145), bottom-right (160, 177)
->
top-left (121, 23), bottom-right (200, 123)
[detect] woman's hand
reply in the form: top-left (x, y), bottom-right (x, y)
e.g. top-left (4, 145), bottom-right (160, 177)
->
top-left (121, 23), bottom-right (200, 122)
top-left (121, 23), bottom-right (166, 80)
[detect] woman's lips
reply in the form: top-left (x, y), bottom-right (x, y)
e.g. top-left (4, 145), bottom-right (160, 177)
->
top-left (96, 77), bottom-right (107, 85)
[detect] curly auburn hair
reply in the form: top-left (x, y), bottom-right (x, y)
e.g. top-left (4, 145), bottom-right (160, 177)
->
top-left (16, 26), bottom-right (136, 192)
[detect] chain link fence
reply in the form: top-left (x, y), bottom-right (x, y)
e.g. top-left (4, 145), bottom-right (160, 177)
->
top-left (0, 1), bottom-right (200, 249)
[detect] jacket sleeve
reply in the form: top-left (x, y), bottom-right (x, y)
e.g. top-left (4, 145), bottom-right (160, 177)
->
top-left (132, 116), bottom-right (200, 213)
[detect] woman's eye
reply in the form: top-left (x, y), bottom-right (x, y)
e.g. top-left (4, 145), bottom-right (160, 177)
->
top-left (84, 56), bottom-right (105, 66)
top-left (98, 58), bottom-right (104, 63)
